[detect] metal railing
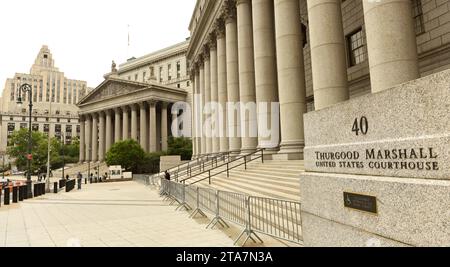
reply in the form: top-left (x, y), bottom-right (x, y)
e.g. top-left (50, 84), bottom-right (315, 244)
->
top-left (180, 148), bottom-right (265, 185)
top-left (159, 178), bottom-right (303, 246)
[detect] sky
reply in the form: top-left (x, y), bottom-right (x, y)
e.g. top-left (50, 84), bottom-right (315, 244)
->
top-left (0, 0), bottom-right (197, 91)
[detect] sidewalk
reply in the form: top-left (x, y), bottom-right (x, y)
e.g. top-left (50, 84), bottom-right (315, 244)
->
top-left (0, 182), bottom-right (236, 247)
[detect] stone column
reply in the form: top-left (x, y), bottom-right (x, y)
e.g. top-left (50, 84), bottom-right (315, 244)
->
top-left (92, 114), bottom-right (99, 162)
top-left (199, 64), bottom-right (206, 155)
top-left (275, 0), bottom-right (307, 159)
top-left (139, 102), bottom-right (148, 152)
top-left (363, 0), bottom-right (419, 93)
top-left (105, 110), bottom-right (113, 153)
top-left (114, 108), bottom-right (121, 143)
top-left (216, 20), bottom-right (230, 153)
top-left (194, 69), bottom-right (201, 156)
top-left (122, 106), bottom-right (129, 140)
top-left (85, 115), bottom-right (92, 162)
top-left (204, 49), bottom-right (212, 154)
top-left (79, 116), bottom-right (85, 162)
top-left (237, 0), bottom-right (258, 153)
top-left (225, 3), bottom-right (242, 153)
top-left (149, 101), bottom-right (157, 152)
top-left (161, 103), bottom-right (168, 151)
top-left (98, 112), bottom-right (106, 162)
top-left (308, 0), bottom-right (349, 110)
top-left (209, 38), bottom-right (220, 153)
top-left (131, 104), bottom-right (138, 141)
top-left (191, 71), bottom-right (197, 157)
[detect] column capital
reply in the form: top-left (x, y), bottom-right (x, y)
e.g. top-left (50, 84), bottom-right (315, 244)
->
top-left (139, 102), bottom-right (147, 109)
top-left (121, 105), bottom-right (129, 113)
top-left (221, 0), bottom-right (237, 24)
top-left (147, 100), bottom-right (157, 107)
top-left (236, 0), bottom-right (250, 6)
top-left (208, 33), bottom-right (217, 50)
top-left (203, 45), bottom-right (210, 60)
top-left (214, 18), bottom-right (226, 39)
top-left (105, 109), bottom-right (112, 116)
top-left (161, 102), bottom-right (169, 109)
top-left (130, 104), bottom-right (138, 111)
top-left (114, 107), bottom-right (122, 113)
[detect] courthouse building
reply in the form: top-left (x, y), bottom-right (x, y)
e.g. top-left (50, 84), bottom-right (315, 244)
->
top-left (0, 46), bottom-right (91, 153)
top-left (187, 0), bottom-right (450, 159)
top-left (78, 40), bottom-right (191, 162)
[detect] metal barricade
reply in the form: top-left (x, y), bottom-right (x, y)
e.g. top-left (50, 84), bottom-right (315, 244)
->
top-left (197, 187), bottom-right (217, 215)
top-left (185, 185), bottom-right (197, 209)
top-left (217, 191), bottom-right (248, 227)
top-left (248, 196), bottom-right (302, 244)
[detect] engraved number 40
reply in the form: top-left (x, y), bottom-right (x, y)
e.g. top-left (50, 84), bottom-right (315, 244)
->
top-left (352, 117), bottom-right (368, 136)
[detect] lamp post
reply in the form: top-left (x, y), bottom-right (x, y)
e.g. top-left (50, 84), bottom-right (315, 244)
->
top-left (61, 132), bottom-right (65, 180)
top-left (88, 147), bottom-right (91, 181)
top-left (17, 83), bottom-right (33, 198)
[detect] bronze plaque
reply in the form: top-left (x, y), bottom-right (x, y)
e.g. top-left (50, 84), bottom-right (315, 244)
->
top-left (344, 192), bottom-right (377, 214)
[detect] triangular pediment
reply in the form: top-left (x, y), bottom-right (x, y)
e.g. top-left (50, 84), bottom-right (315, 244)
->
top-left (78, 78), bottom-right (149, 105)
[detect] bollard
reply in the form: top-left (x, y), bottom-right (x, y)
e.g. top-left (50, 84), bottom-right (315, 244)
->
top-left (85, 178), bottom-right (87, 185)
top-left (54, 182), bottom-right (58, 194)
top-left (22, 185), bottom-right (28, 200)
top-left (78, 179), bottom-right (82, 190)
top-left (89, 178), bottom-right (92, 184)
top-left (12, 187), bottom-right (18, 203)
top-left (18, 185), bottom-right (24, 201)
top-left (4, 187), bottom-right (10, 205)
top-left (33, 183), bottom-right (37, 197)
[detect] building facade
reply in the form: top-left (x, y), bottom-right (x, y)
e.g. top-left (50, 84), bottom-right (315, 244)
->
top-left (78, 41), bottom-right (191, 163)
top-left (187, 0), bottom-right (450, 159)
top-left (0, 45), bottom-right (92, 153)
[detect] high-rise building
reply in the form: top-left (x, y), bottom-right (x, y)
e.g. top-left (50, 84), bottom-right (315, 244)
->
top-left (0, 45), bottom-right (92, 154)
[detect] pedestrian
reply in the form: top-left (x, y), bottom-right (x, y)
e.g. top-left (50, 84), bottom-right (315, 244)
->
top-left (165, 170), bottom-right (171, 181)
top-left (65, 174), bottom-right (70, 180)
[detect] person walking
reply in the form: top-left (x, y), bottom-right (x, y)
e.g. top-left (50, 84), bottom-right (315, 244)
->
top-left (164, 170), bottom-right (171, 181)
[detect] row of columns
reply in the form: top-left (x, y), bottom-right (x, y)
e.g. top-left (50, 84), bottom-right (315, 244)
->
top-left (191, 0), bottom-right (419, 158)
top-left (79, 101), bottom-right (175, 162)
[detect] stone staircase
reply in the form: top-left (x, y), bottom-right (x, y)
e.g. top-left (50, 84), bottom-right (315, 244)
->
top-left (183, 159), bottom-right (304, 201)
top-left (53, 162), bottom-right (108, 178)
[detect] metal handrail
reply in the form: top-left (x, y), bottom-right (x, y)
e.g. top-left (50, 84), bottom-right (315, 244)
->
top-left (180, 149), bottom-right (265, 185)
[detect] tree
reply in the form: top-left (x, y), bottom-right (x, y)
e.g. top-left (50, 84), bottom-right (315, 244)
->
top-left (167, 136), bottom-right (192, 161)
top-left (6, 128), bottom-right (49, 174)
top-left (105, 139), bottom-right (146, 173)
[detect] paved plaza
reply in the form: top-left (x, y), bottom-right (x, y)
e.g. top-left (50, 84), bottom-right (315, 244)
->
top-left (0, 182), bottom-right (240, 247)
top-left (0, 181), bottom-right (295, 247)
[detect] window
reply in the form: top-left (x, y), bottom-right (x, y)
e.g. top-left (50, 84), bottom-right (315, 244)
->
top-left (150, 67), bottom-right (155, 78)
top-left (22, 117), bottom-right (26, 122)
top-left (34, 117), bottom-right (38, 122)
top-left (55, 124), bottom-right (62, 134)
top-left (347, 29), bottom-right (366, 67)
top-left (9, 117), bottom-right (13, 121)
top-left (159, 66), bottom-right (163, 82)
top-left (135, 74), bottom-right (138, 81)
top-left (66, 125), bottom-right (72, 133)
top-left (32, 124), bottom-right (39, 132)
top-left (177, 84), bottom-right (180, 88)
top-left (177, 61), bottom-right (181, 78)
top-left (21, 109), bottom-right (27, 114)
top-left (20, 123), bottom-right (27, 129)
top-left (56, 110), bottom-right (60, 115)
top-left (44, 124), bottom-right (50, 133)
top-left (10, 83), bottom-right (15, 101)
top-left (143, 72), bottom-right (146, 82)
top-left (168, 64), bottom-right (172, 80)
top-left (57, 118), bottom-right (60, 123)
top-left (128, 76), bottom-right (131, 81)
top-left (412, 0), bottom-right (425, 35)
top-left (187, 81), bottom-right (190, 87)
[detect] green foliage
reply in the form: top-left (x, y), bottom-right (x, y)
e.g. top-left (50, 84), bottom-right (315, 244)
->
top-left (105, 139), bottom-right (147, 173)
top-left (6, 128), bottom-right (80, 173)
top-left (167, 136), bottom-right (192, 161)
top-left (6, 128), bottom-right (49, 174)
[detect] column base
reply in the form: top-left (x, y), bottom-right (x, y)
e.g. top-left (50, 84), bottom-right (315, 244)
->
top-left (272, 141), bottom-right (304, 160)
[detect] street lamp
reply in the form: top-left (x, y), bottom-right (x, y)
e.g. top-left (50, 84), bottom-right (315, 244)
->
top-left (61, 132), bottom-right (65, 180)
top-left (16, 83), bottom-right (33, 198)
top-left (88, 146), bottom-right (92, 182)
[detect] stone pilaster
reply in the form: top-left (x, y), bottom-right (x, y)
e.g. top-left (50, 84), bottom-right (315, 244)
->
top-left (199, 63), bottom-right (206, 155)
top-left (85, 115), bottom-right (92, 162)
top-left (105, 110), bottom-right (113, 153)
top-left (204, 47), bottom-right (212, 154)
